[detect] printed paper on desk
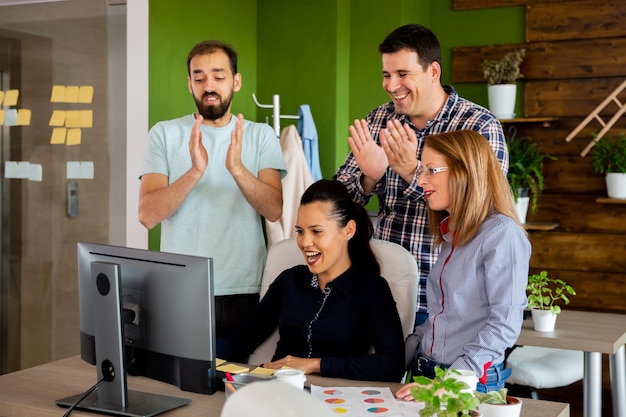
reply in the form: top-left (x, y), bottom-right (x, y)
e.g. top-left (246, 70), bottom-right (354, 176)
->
top-left (311, 385), bottom-right (421, 417)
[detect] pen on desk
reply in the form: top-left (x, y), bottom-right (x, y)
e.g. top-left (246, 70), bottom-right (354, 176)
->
top-left (225, 371), bottom-right (237, 393)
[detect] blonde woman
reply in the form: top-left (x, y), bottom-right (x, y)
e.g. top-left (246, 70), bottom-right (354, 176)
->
top-left (397, 130), bottom-right (530, 397)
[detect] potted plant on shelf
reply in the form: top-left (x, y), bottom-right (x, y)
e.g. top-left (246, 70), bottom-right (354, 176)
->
top-left (590, 132), bottom-right (626, 199)
top-left (526, 270), bottom-right (576, 332)
top-left (506, 135), bottom-right (555, 224)
top-left (482, 49), bottom-right (526, 119)
top-left (410, 367), bottom-right (480, 417)
top-left (475, 388), bottom-right (522, 417)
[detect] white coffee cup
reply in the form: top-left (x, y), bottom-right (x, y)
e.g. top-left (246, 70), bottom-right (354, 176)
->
top-left (274, 368), bottom-right (306, 390)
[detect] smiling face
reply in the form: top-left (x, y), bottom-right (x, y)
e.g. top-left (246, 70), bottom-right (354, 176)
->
top-left (418, 145), bottom-right (450, 212)
top-left (295, 201), bottom-right (355, 285)
top-left (187, 50), bottom-right (241, 126)
top-left (381, 48), bottom-right (442, 126)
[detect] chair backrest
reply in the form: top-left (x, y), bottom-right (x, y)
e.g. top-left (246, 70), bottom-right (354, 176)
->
top-left (248, 238), bottom-right (418, 365)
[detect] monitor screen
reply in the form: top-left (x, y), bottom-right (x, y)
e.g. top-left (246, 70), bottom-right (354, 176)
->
top-left (57, 242), bottom-right (217, 417)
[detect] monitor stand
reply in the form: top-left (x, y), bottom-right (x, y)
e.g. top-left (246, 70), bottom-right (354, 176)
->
top-left (56, 261), bottom-right (191, 417)
top-left (56, 390), bottom-right (190, 417)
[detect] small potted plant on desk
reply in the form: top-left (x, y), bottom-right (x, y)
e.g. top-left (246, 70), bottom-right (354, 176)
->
top-left (526, 271), bottom-right (576, 332)
top-left (590, 132), bottom-right (626, 199)
top-left (410, 367), bottom-right (480, 417)
top-left (507, 136), bottom-right (555, 224)
top-left (475, 388), bottom-right (522, 417)
top-left (482, 49), bottom-right (526, 119)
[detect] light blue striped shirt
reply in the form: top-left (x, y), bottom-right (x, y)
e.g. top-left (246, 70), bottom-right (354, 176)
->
top-left (408, 213), bottom-right (530, 378)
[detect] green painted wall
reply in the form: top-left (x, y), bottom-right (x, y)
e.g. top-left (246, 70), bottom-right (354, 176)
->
top-left (147, 0), bottom-right (525, 249)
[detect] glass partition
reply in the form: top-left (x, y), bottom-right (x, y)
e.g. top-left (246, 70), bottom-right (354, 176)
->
top-left (0, 0), bottom-right (127, 373)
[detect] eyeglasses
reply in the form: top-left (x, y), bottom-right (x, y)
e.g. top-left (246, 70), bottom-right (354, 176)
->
top-left (417, 165), bottom-right (448, 178)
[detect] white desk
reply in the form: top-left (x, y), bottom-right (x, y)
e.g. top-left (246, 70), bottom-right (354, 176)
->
top-left (516, 310), bottom-right (626, 417)
top-left (0, 355), bottom-right (569, 417)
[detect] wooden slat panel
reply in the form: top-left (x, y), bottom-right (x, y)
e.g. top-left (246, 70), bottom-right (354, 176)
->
top-left (528, 194), bottom-right (626, 233)
top-left (526, 269), bottom-right (626, 314)
top-left (528, 231), bottom-right (626, 272)
top-left (452, 0), bottom-right (526, 10)
top-left (540, 155), bottom-right (603, 195)
top-left (524, 78), bottom-right (626, 118)
top-left (452, 38), bottom-right (626, 84)
top-left (527, 0), bottom-right (626, 42)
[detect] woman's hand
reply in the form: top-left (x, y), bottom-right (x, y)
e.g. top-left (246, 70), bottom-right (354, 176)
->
top-left (395, 382), bottom-right (419, 402)
top-left (262, 355), bottom-right (321, 375)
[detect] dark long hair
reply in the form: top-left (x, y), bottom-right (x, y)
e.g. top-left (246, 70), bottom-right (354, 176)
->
top-left (300, 180), bottom-right (380, 276)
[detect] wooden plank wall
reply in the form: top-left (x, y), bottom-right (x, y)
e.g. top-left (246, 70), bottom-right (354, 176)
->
top-left (451, 0), bottom-right (626, 315)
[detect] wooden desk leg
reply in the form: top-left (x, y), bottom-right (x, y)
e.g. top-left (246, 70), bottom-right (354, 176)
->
top-left (584, 352), bottom-right (602, 417)
top-left (609, 345), bottom-right (626, 417)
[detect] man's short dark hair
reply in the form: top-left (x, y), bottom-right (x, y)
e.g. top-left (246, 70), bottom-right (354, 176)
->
top-left (378, 24), bottom-right (441, 71)
top-left (187, 40), bottom-right (238, 75)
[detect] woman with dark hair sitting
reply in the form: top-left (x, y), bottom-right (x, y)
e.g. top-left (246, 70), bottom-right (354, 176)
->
top-left (217, 179), bottom-right (405, 382)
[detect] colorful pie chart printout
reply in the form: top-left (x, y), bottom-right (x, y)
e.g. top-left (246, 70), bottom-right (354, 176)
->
top-left (310, 385), bottom-right (421, 416)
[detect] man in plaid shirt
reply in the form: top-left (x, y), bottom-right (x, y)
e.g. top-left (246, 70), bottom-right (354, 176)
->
top-left (334, 24), bottom-right (507, 327)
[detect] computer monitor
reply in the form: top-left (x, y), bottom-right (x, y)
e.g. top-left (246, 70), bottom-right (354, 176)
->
top-left (56, 242), bottom-right (217, 417)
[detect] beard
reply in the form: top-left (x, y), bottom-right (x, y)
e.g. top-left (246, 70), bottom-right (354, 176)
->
top-left (194, 91), bottom-right (232, 120)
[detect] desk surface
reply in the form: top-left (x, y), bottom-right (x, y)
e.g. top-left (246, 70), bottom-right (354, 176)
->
top-left (0, 356), bottom-right (569, 417)
top-left (517, 309), bottom-right (626, 354)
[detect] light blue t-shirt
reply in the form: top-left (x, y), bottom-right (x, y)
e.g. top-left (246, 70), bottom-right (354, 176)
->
top-left (142, 114), bottom-right (287, 296)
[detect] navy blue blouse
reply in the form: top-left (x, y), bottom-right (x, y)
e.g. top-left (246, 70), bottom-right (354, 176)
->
top-left (217, 265), bottom-right (405, 382)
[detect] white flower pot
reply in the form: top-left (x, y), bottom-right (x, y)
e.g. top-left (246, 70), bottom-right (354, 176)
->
top-left (605, 173), bottom-right (626, 199)
top-left (531, 308), bottom-right (557, 332)
top-left (487, 84), bottom-right (517, 119)
top-left (513, 196), bottom-right (529, 224)
top-left (478, 396), bottom-right (523, 417)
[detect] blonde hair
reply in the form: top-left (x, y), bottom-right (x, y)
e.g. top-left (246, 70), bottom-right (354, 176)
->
top-left (424, 130), bottom-right (527, 246)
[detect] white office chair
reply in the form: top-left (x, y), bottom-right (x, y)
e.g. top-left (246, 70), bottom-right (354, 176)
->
top-left (248, 238), bottom-right (419, 365)
top-left (506, 345), bottom-right (584, 399)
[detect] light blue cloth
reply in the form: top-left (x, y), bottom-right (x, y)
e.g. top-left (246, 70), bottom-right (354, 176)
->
top-left (297, 104), bottom-right (323, 181)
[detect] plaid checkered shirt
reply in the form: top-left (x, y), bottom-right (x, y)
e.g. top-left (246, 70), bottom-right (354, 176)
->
top-left (334, 86), bottom-right (508, 317)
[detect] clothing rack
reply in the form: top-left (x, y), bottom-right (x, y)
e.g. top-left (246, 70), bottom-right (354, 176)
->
top-left (252, 93), bottom-right (300, 136)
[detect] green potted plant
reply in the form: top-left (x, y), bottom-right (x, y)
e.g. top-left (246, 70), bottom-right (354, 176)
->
top-left (475, 388), bottom-right (522, 417)
top-left (526, 270), bottom-right (576, 332)
top-left (410, 367), bottom-right (480, 417)
top-left (590, 132), bottom-right (626, 199)
top-left (482, 49), bottom-right (526, 119)
top-left (507, 136), bottom-right (555, 223)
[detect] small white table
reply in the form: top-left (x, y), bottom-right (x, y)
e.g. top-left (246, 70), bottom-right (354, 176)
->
top-left (516, 310), bottom-right (626, 417)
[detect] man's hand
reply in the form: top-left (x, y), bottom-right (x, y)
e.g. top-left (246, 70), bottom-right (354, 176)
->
top-left (226, 113), bottom-right (245, 176)
top-left (348, 119), bottom-right (389, 186)
top-left (380, 119), bottom-right (418, 183)
top-left (190, 113), bottom-right (208, 175)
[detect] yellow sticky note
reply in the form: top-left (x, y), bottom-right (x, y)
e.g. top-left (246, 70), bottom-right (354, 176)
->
top-left (64, 86), bottom-right (79, 103)
top-left (216, 358), bottom-right (226, 366)
top-left (0, 110), bottom-right (5, 125)
top-left (51, 128), bottom-right (67, 144)
top-left (4, 89), bottom-right (19, 106)
top-left (49, 110), bottom-right (66, 126)
top-left (66, 128), bottom-right (82, 146)
top-left (65, 110), bottom-right (80, 128)
top-left (249, 367), bottom-right (274, 375)
top-left (16, 109), bottom-right (31, 126)
top-left (216, 364), bottom-right (249, 374)
top-left (51, 85), bottom-right (66, 102)
top-left (79, 110), bottom-right (93, 128)
top-left (78, 86), bottom-right (94, 103)
top-left (0, 91), bottom-right (4, 106)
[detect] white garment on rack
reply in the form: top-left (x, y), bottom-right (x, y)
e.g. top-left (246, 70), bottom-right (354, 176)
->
top-left (265, 125), bottom-right (314, 247)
